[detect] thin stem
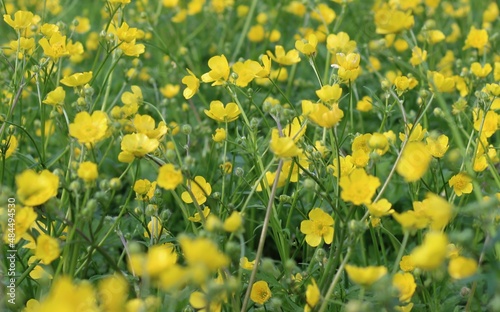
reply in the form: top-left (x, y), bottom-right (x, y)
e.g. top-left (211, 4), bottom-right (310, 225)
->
top-left (318, 248), bottom-right (352, 312)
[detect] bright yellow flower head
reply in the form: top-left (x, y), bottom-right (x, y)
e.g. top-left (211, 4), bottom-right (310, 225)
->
top-left (204, 100), bottom-right (241, 122)
top-left (396, 142), bottom-right (432, 182)
top-left (69, 111), bottom-right (109, 145)
top-left (340, 168), bottom-right (380, 205)
top-left (146, 244), bottom-right (178, 277)
top-left (133, 114), bottom-right (168, 140)
top-left (223, 211), bottom-right (243, 232)
top-left (3, 206), bottom-right (37, 244)
top-left (134, 179), bottom-right (156, 201)
top-left (345, 264), bottom-right (387, 286)
top-left (473, 109), bottom-right (498, 138)
top-left (356, 96), bottom-right (373, 112)
top-left (212, 128), bottom-right (226, 142)
top-left (240, 257), bottom-right (255, 270)
top-left (35, 234), bottom-right (60, 264)
top-left (270, 129), bottom-right (303, 158)
top-left (201, 54), bottom-right (230, 86)
top-left (393, 273), bottom-right (416, 303)
top-left (336, 53), bottom-right (361, 82)
top-left (118, 133), bottom-right (159, 162)
top-left (60, 71), bottom-right (92, 87)
top-left (39, 32), bottom-right (70, 60)
top-left (295, 34), bottom-right (318, 56)
top-left (426, 134), bottom-right (449, 158)
top-left (3, 10), bottom-right (35, 30)
top-left (34, 277), bottom-right (98, 311)
top-left (315, 84), bottom-right (342, 103)
top-left (160, 84), bottom-right (180, 98)
top-left (179, 235), bottom-right (230, 273)
top-left (471, 62), bottom-right (492, 78)
top-left (182, 69), bottom-right (200, 99)
top-left (43, 86), bottom-right (65, 106)
top-left (326, 32), bottom-right (357, 55)
top-left (77, 161), bottom-right (98, 182)
top-left (181, 176), bottom-right (212, 205)
top-left (266, 45), bottom-right (301, 66)
top-left (188, 207), bottom-right (210, 223)
top-left (157, 164), bottom-right (183, 190)
top-left (1, 135), bottom-right (18, 159)
top-left (448, 172), bottom-right (473, 196)
top-left (366, 199), bottom-right (394, 217)
top-left (250, 281), bottom-right (272, 305)
top-left (305, 279), bottom-right (320, 312)
top-left (300, 208), bottom-right (334, 247)
top-left (410, 231), bottom-right (448, 270)
top-left (409, 46), bottom-right (427, 66)
top-left (98, 275), bottom-right (128, 312)
top-left (302, 100), bottom-right (344, 128)
top-left (311, 3), bottom-right (336, 25)
top-left (464, 26), bottom-right (489, 51)
top-left (16, 169), bottom-right (59, 206)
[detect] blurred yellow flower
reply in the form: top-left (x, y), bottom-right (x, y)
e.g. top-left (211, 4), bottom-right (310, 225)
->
top-left (300, 208), bottom-right (334, 247)
top-left (270, 129), bottom-right (303, 158)
top-left (223, 211), bottom-right (242, 232)
top-left (3, 10), bottom-right (35, 30)
top-left (448, 256), bottom-right (478, 279)
top-left (212, 128), bottom-right (226, 142)
top-left (33, 277), bottom-right (98, 311)
top-left (295, 34), bottom-right (318, 56)
top-left (182, 69), bottom-right (200, 99)
top-left (410, 231), bottom-right (448, 270)
top-left (43, 86), bottom-right (65, 106)
top-left (250, 281), bottom-right (272, 305)
top-left (267, 45), bottom-right (300, 66)
top-left (1, 135), bottom-right (18, 159)
top-left (471, 62), bottom-right (492, 78)
top-left (409, 47), bottom-right (427, 66)
top-left (179, 235), bottom-right (230, 273)
top-left (366, 199), bottom-right (393, 217)
top-left (356, 96), bottom-right (373, 112)
top-left (345, 264), bottom-right (387, 286)
top-left (464, 26), bottom-right (488, 51)
top-left (16, 169), bottom-right (59, 206)
top-left (118, 133), bottom-right (159, 162)
top-left (426, 134), bottom-right (449, 158)
top-left (39, 32), bottom-right (70, 60)
top-left (400, 255), bottom-right (414, 272)
top-left (305, 279), bottom-right (320, 312)
top-left (302, 100), bottom-right (344, 128)
top-left (157, 164), bottom-right (183, 190)
top-left (77, 161), bottom-right (98, 182)
top-left (181, 176), bottom-right (212, 205)
top-left (374, 4), bottom-right (414, 34)
top-left (98, 275), bottom-right (128, 312)
top-left (240, 257), bottom-right (255, 270)
top-left (188, 207), bottom-right (210, 223)
top-left (393, 273), bottom-right (416, 303)
top-left (315, 84), bottom-right (342, 103)
top-left (35, 234), bottom-right (60, 264)
top-left (396, 142), bottom-right (432, 182)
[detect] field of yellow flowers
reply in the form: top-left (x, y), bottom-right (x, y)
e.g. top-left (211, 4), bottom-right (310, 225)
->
top-left (1, 0), bottom-right (500, 311)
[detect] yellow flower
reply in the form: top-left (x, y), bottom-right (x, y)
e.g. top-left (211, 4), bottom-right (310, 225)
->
top-left (201, 54), bottom-right (230, 86)
top-left (448, 256), bottom-right (478, 279)
top-left (331, 155), bottom-right (355, 178)
top-left (305, 279), bottom-right (320, 312)
top-left (409, 46), bottom-right (427, 66)
top-left (366, 199), bottom-right (393, 217)
top-left (295, 34), bottom-right (318, 56)
top-left (39, 32), bottom-right (70, 60)
top-left (43, 86), bottom-right (65, 106)
top-left (426, 134), bottom-right (449, 158)
top-left (266, 45), bottom-right (301, 66)
top-left (345, 264), bottom-right (387, 286)
top-left (146, 244), bottom-right (178, 277)
top-left (179, 235), bottom-right (230, 273)
top-left (188, 207), bottom-right (210, 223)
top-left (448, 172), bottom-right (473, 196)
top-left (122, 85), bottom-right (143, 106)
top-left (326, 32), bottom-right (356, 55)
top-left (393, 273), bottom-right (416, 303)
top-left (270, 129), bottom-right (303, 158)
top-left (34, 277), bottom-right (98, 311)
top-left (212, 128), bottom-right (226, 142)
top-left (340, 168), bottom-right (380, 205)
top-left (181, 176), bottom-right (212, 205)
top-left (223, 211), bottom-right (243, 232)
top-left (356, 96), bottom-right (373, 112)
top-left (160, 84), bottom-right (180, 98)
top-left (336, 53), bottom-right (361, 82)
top-left (118, 133), bottom-right (160, 162)
top-left (1, 135), bottom-right (18, 159)
top-left (301, 100), bottom-right (344, 128)
top-left (410, 231), bottom-right (448, 270)
top-left (182, 69), bottom-right (200, 99)
top-left (69, 111), bottom-right (109, 145)
top-left (470, 62), bottom-right (492, 78)
top-left (315, 84), bottom-right (342, 103)
top-left (396, 142), bottom-right (432, 182)
top-left (231, 59), bottom-right (265, 87)
top-left (77, 161), bottom-right (98, 182)
top-left (134, 179), bottom-right (156, 201)
top-left (16, 169), bottom-right (59, 206)
top-left (35, 234), bottom-right (60, 264)
top-left (3, 206), bottom-right (37, 244)
top-left (464, 26), bottom-right (488, 51)
top-left (240, 257), bottom-right (255, 270)
top-left (60, 71), bottom-right (92, 87)
top-left (250, 281), bottom-right (272, 305)
top-left (374, 4), bottom-right (414, 34)
top-left (392, 210), bottom-right (428, 231)
top-left (400, 255), bottom-right (414, 272)
top-left (98, 275), bottom-right (128, 312)
top-left (300, 208), bottom-right (334, 247)
top-left (311, 3), bottom-right (336, 25)
top-left (119, 40), bottom-right (145, 57)
top-left (3, 10), bottom-right (35, 30)
top-left (132, 114), bottom-right (168, 140)
top-left (157, 164), bottom-right (183, 190)
top-left (473, 109), bottom-right (498, 138)
top-left (204, 100), bottom-right (241, 122)
top-left (247, 24), bottom-right (265, 42)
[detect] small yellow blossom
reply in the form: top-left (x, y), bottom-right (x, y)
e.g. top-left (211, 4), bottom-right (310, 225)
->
top-left (3, 10), bottom-right (35, 30)
top-left (240, 257), bottom-right (255, 270)
top-left (213, 128), bottom-right (226, 142)
top-left (340, 169), bottom-right (380, 205)
top-left (267, 45), bottom-right (300, 66)
top-left (393, 273), bottom-right (416, 303)
top-left (60, 71), bottom-right (92, 87)
top-left (345, 265), bottom-right (387, 286)
top-left (396, 142), bottom-right (432, 182)
top-left (157, 164), bottom-right (183, 190)
top-left (305, 279), bottom-right (320, 312)
top-left (448, 172), bottom-right (473, 196)
top-left (300, 208), bottom-right (334, 247)
top-left (201, 54), bottom-right (230, 86)
top-left (410, 231), bottom-right (448, 270)
top-left (204, 101), bottom-right (241, 122)
top-left (250, 281), bottom-right (272, 305)
top-left (181, 176), bottom-right (212, 205)
top-left (448, 256), bottom-right (478, 279)
top-left (77, 161), bottom-right (98, 182)
top-left (35, 234), bottom-right (60, 264)
top-left (223, 211), bottom-right (242, 232)
top-left (16, 169), bottom-right (59, 206)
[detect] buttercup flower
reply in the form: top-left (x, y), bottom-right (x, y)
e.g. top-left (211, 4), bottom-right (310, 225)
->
top-left (223, 211), bottom-right (243, 232)
top-left (201, 54), bottom-right (230, 86)
top-left (266, 45), bottom-right (300, 65)
top-left (295, 34), bottom-right (318, 56)
top-left (39, 32), bottom-right (70, 60)
top-left (345, 265), bottom-right (387, 286)
top-left (182, 69), bottom-right (200, 99)
top-left (3, 10), bottom-right (35, 30)
top-left (340, 168), bottom-right (380, 205)
top-left (212, 128), bottom-right (226, 142)
top-left (118, 133), bottom-right (160, 162)
top-left (393, 273), bottom-right (416, 303)
top-left (463, 26), bottom-right (488, 51)
top-left (448, 256), bottom-right (478, 279)
top-left (69, 111), bottom-right (109, 145)
top-left (305, 279), bottom-right (320, 312)
top-left (396, 142), bottom-right (432, 182)
top-left (43, 87), bottom-right (65, 106)
top-left (77, 161), bottom-right (98, 182)
top-left (204, 100), bottom-right (241, 122)
top-left (157, 164), bottom-right (183, 190)
top-left (188, 207), bottom-right (210, 223)
top-left (300, 208), bottom-right (334, 247)
top-left (181, 176), bottom-right (212, 205)
top-left (270, 129), bottom-right (303, 158)
top-left (35, 234), bottom-right (60, 264)
top-left (60, 71), bottom-right (92, 87)
top-left (448, 172), bottom-right (473, 196)
top-left (240, 257), bottom-right (255, 270)
top-left (250, 281), bottom-right (271, 305)
top-left (16, 169), bottom-right (59, 206)
top-left (410, 231), bottom-right (448, 270)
